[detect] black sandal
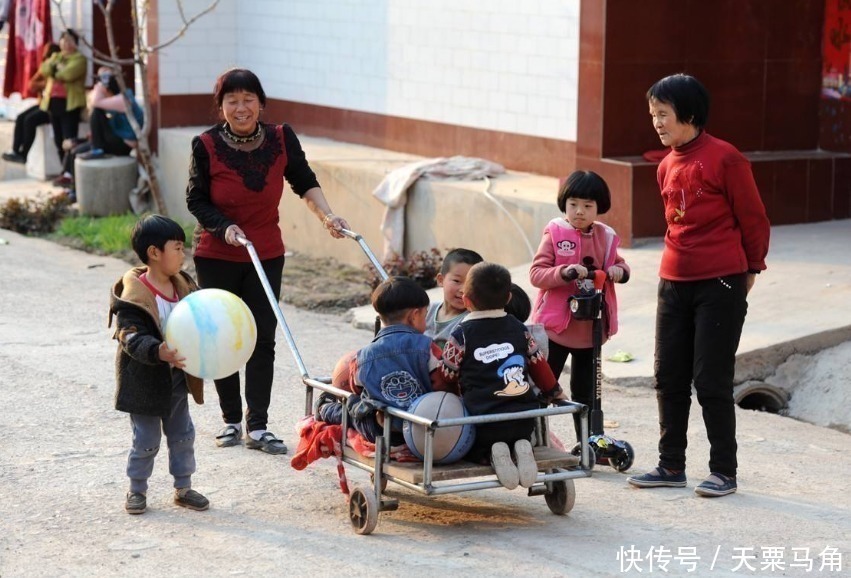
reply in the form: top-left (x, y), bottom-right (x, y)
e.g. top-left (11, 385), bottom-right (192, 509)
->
top-left (245, 431), bottom-right (288, 455)
top-left (215, 425), bottom-right (242, 448)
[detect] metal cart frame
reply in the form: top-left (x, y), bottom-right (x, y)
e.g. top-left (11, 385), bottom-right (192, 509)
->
top-left (239, 230), bottom-right (593, 535)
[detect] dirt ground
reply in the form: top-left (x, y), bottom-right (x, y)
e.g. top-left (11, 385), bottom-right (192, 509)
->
top-left (66, 243), bottom-right (375, 316)
top-left (1, 230), bottom-right (849, 578)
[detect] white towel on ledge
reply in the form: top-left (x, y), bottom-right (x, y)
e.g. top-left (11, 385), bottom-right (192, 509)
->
top-left (372, 156), bottom-right (505, 260)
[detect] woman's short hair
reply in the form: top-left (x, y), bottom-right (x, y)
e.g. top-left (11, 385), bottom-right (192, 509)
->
top-left (646, 73), bottom-right (710, 129)
top-left (213, 68), bottom-right (266, 108)
top-left (61, 29), bottom-right (79, 45)
top-left (557, 170), bottom-right (612, 215)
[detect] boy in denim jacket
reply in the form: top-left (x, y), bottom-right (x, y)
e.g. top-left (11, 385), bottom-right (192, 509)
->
top-left (319, 277), bottom-right (442, 443)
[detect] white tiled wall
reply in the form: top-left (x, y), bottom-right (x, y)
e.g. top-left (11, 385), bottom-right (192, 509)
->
top-left (158, 0), bottom-right (581, 141)
top-left (156, 0), bottom-right (238, 96)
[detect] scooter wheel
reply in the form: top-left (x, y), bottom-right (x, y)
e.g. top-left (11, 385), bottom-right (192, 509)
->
top-left (570, 442), bottom-right (596, 471)
top-left (609, 441), bottom-right (635, 472)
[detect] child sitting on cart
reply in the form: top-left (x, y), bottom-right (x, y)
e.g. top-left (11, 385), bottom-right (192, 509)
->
top-left (318, 276), bottom-right (443, 445)
top-left (424, 248), bottom-right (483, 350)
top-left (435, 262), bottom-right (566, 490)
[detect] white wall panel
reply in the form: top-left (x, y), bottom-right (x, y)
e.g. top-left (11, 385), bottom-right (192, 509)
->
top-left (158, 0), bottom-right (580, 141)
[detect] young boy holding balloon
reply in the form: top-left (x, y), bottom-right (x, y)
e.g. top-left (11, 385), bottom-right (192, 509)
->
top-left (108, 214), bottom-right (209, 515)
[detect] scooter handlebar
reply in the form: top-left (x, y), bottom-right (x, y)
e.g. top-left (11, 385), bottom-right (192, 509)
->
top-left (561, 266), bottom-right (623, 286)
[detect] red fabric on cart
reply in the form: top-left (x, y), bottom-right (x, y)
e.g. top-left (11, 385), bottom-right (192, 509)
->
top-left (291, 416), bottom-right (349, 494)
top-left (345, 428), bottom-right (420, 462)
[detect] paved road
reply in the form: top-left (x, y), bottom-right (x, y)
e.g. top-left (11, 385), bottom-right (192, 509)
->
top-left (0, 226), bottom-right (849, 577)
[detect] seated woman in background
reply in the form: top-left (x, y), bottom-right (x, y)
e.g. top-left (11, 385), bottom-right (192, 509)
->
top-left (54, 66), bottom-right (144, 199)
top-left (2, 43), bottom-right (61, 164)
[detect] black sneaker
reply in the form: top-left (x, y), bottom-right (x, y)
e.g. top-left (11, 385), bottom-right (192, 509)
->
top-left (125, 492), bottom-right (146, 514)
top-left (2, 151), bottom-right (25, 163)
top-left (694, 473), bottom-right (737, 497)
top-left (627, 467), bottom-right (687, 488)
top-left (174, 488), bottom-right (209, 511)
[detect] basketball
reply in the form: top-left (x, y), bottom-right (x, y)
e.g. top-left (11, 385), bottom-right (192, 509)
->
top-left (403, 391), bottom-right (476, 464)
top-left (164, 288), bottom-right (257, 380)
top-left (332, 350), bottom-right (357, 392)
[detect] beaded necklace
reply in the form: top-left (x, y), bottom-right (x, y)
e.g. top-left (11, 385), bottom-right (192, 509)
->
top-left (221, 122), bottom-right (262, 144)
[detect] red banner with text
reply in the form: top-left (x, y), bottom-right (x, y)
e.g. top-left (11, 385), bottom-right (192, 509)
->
top-left (3, 0), bottom-right (53, 97)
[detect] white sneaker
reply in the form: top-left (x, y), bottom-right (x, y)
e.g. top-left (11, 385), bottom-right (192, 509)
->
top-left (514, 439), bottom-right (538, 488)
top-left (490, 442), bottom-right (520, 490)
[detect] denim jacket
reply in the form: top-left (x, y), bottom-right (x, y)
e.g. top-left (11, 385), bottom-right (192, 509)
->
top-left (354, 325), bottom-right (434, 410)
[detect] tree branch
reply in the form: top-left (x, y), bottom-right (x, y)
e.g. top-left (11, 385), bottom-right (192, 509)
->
top-left (146, 0), bottom-right (220, 52)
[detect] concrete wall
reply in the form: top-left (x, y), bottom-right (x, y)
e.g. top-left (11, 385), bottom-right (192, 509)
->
top-left (158, 127), bottom-right (560, 268)
top-left (157, 0), bottom-right (581, 142)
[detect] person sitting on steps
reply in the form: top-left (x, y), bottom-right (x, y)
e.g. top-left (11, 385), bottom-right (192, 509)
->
top-left (2, 43), bottom-right (61, 165)
top-left (53, 66), bottom-right (144, 200)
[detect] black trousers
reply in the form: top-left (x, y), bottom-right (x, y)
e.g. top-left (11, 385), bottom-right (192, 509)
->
top-left (61, 141), bottom-right (91, 179)
top-left (89, 108), bottom-right (132, 155)
top-left (194, 255), bottom-right (285, 432)
top-left (12, 104), bottom-right (50, 158)
top-left (654, 274), bottom-right (748, 477)
top-left (47, 98), bottom-right (82, 158)
top-left (547, 342), bottom-right (594, 441)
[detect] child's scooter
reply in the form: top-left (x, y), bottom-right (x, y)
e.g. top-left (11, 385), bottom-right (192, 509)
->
top-left (567, 267), bottom-right (635, 472)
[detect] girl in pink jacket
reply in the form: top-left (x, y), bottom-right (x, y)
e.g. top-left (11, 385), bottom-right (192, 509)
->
top-left (529, 170), bottom-right (630, 440)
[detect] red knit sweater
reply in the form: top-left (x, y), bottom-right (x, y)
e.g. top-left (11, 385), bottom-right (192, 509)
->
top-left (657, 131), bottom-right (770, 281)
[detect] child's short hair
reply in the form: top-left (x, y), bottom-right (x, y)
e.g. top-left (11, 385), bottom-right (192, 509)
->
top-left (440, 247), bottom-right (483, 275)
top-left (464, 262), bottom-right (511, 311)
top-left (372, 276), bottom-right (429, 324)
top-left (504, 283), bottom-right (531, 322)
top-left (131, 214), bottom-right (186, 264)
top-left (557, 170), bottom-right (611, 215)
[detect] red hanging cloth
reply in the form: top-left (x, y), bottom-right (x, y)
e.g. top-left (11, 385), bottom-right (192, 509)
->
top-left (3, 0), bottom-right (53, 97)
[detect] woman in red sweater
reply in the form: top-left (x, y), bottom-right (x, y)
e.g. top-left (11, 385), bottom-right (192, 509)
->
top-left (627, 74), bottom-right (770, 497)
top-left (186, 68), bottom-right (349, 455)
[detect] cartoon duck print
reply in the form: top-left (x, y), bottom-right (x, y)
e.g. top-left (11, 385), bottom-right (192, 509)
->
top-left (495, 355), bottom-right (530, 397)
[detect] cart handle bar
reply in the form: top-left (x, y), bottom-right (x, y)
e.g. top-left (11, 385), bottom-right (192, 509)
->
top-left (235, 234), bottom-right (309, 378)
top-left (338, 228), bottom-right (389, 281)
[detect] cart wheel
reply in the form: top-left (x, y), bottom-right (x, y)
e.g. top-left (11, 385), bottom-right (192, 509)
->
top-left (370, 473), bottom-right (388, 493)
top-left (571, 442), bottom-right (596, 470)
top-left (348, 486), bottom-right (379, 535)
top-left (609, 442), bottom-right (635, 472)
top-left (545, 477), bottom-right (576, 515)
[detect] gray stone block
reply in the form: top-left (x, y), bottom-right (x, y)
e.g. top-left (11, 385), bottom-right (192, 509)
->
top-left (75, 155), bottom-right (137, 216)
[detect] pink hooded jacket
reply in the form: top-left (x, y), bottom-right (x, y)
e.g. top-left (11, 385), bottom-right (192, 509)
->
top-left (530, 219), bottom-right (626, 341)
